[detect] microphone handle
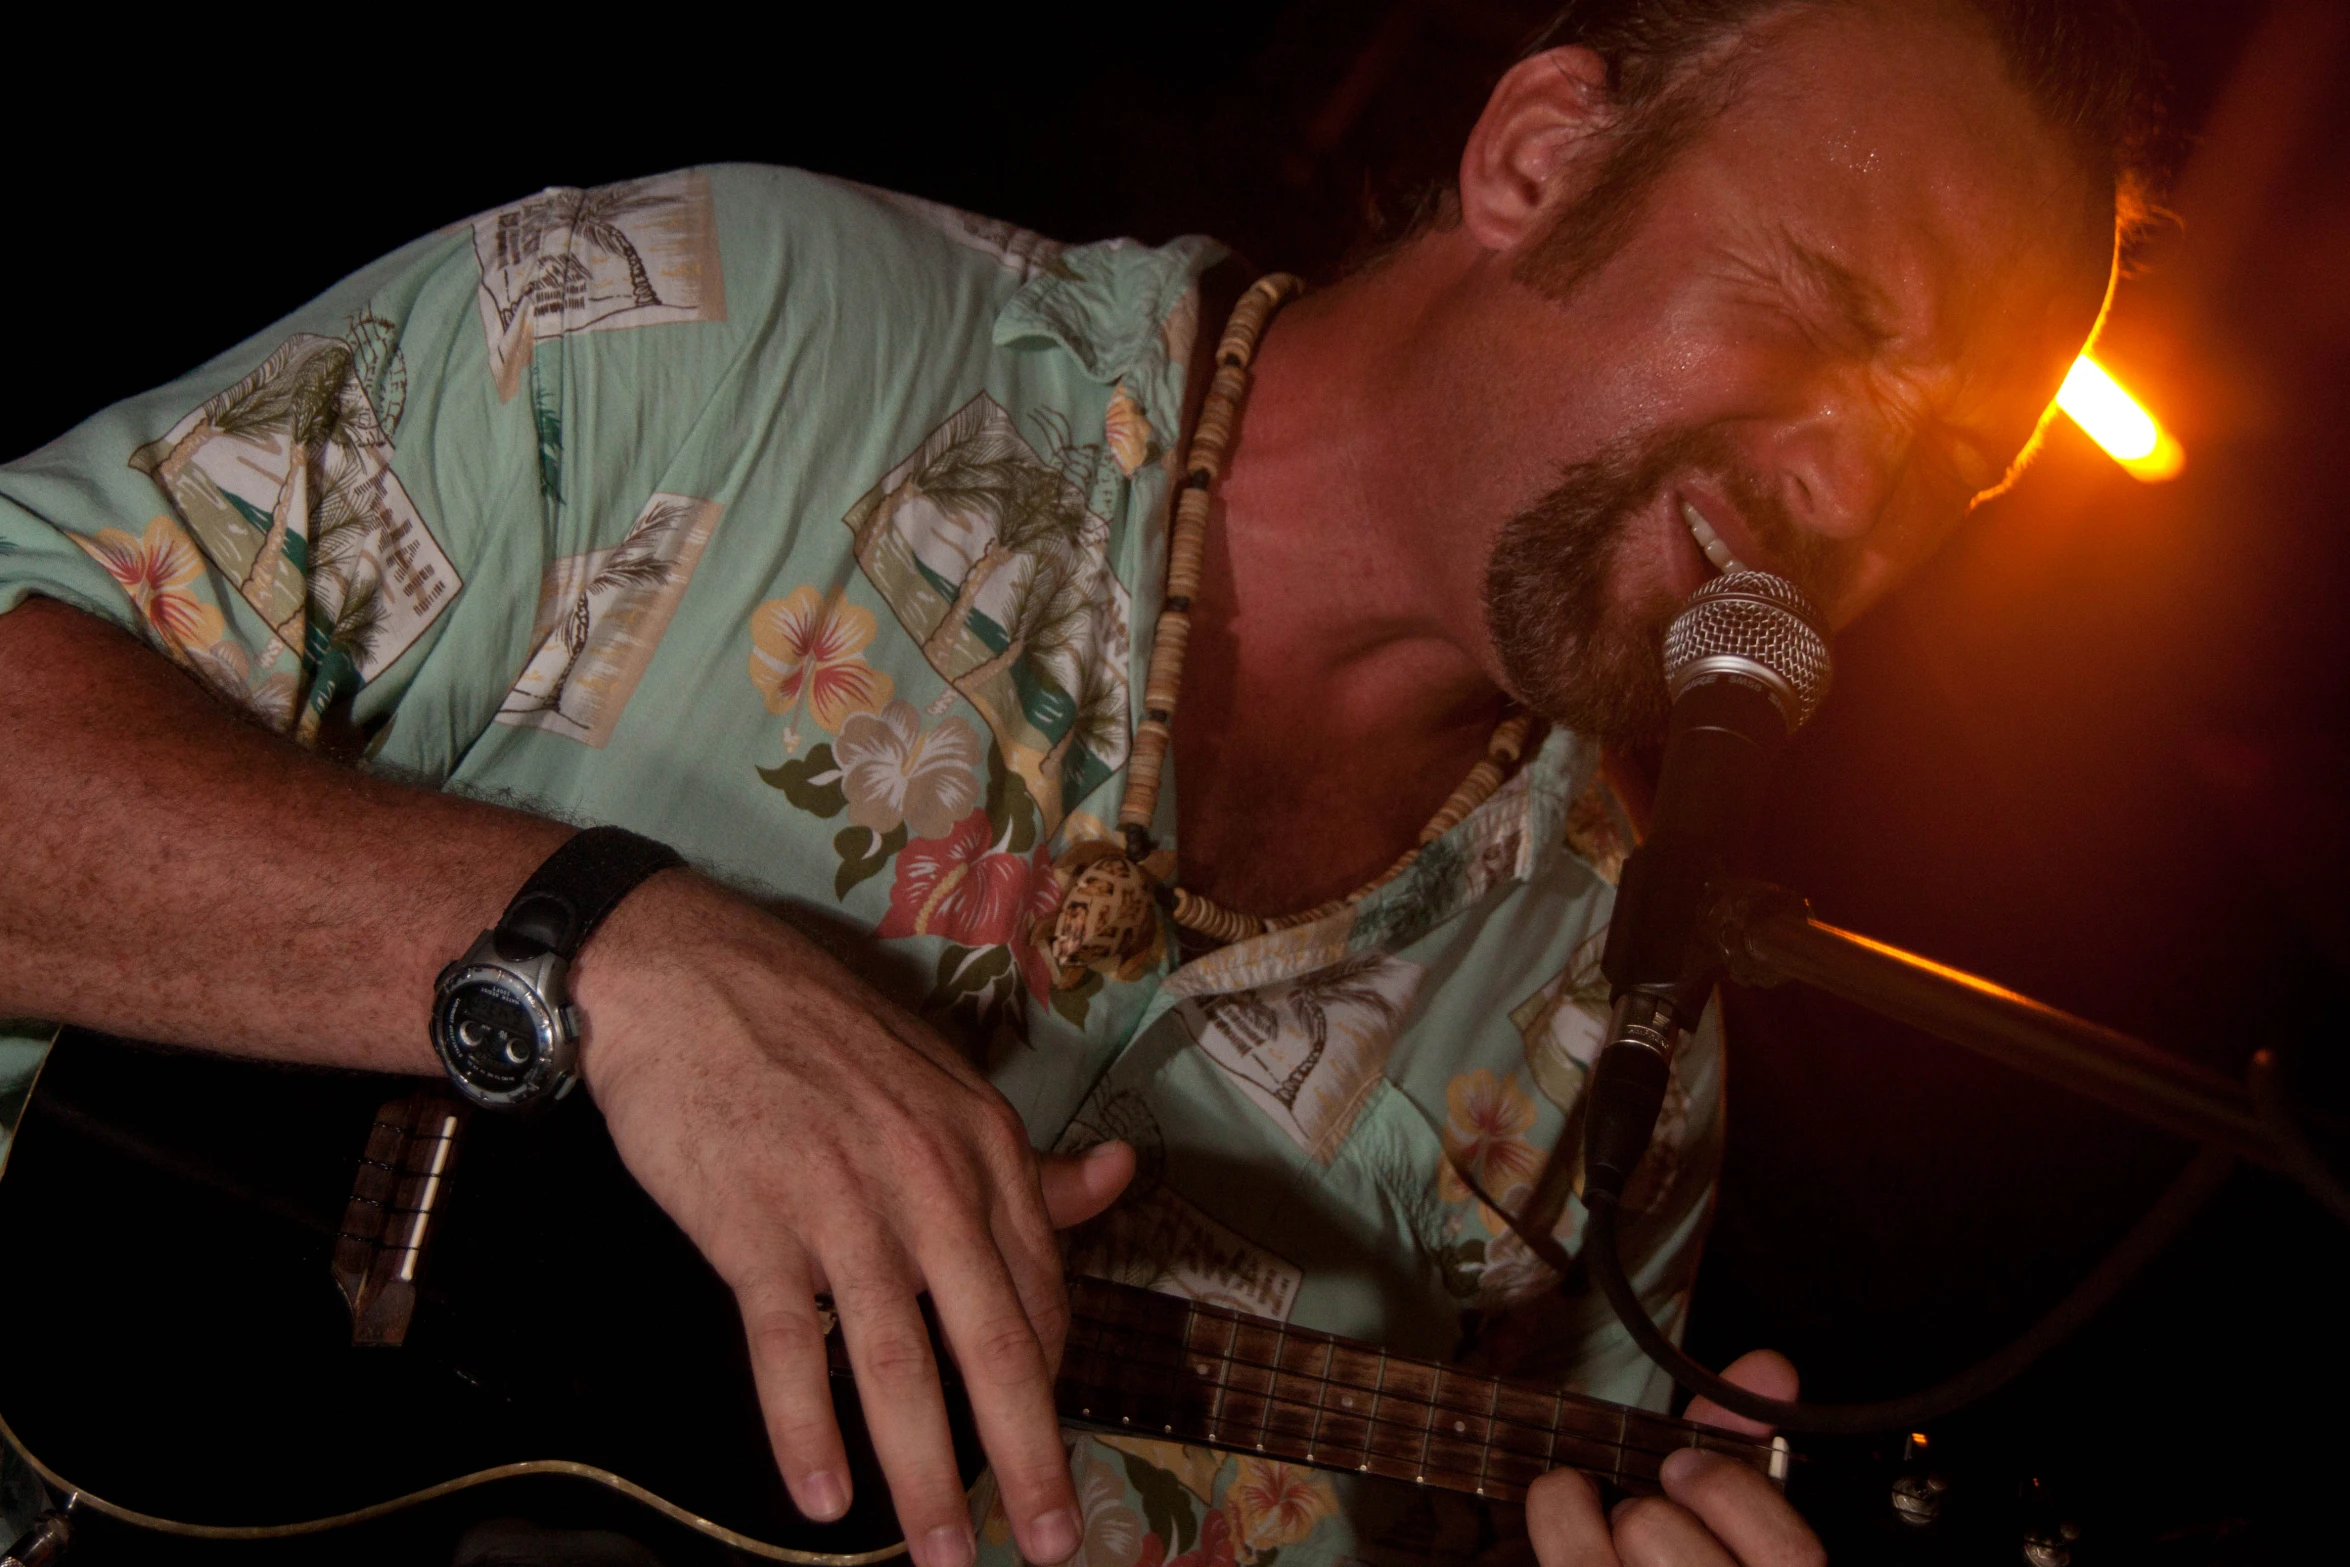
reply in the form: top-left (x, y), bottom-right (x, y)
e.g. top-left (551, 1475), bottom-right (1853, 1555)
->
top-left (1587, 673), bottom-right (1791, 1204)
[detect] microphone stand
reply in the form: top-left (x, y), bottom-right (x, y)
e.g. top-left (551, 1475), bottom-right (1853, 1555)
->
top-left (1703, 880), bottom-right (2282, 1170)
top-left (1569, 876), bottom-right (2345, 1434)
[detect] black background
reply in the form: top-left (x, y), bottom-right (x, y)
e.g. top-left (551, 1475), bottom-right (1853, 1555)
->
top-left (6, 3), bottom-right (2346, 1561)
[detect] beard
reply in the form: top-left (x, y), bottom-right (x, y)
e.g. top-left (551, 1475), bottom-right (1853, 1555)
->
top-left (1483, 425), bottom-right (1800, 745)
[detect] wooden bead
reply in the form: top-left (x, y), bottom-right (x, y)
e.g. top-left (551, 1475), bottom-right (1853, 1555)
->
top-left (1172, 887), bottom-right (1264, 945)
top-left (1488, 712), bottom-right (1536, 765)
top-left (1142, 613), bottom-right (1191, 714)
top-left (1105, 274), bottom-right (1567, 955)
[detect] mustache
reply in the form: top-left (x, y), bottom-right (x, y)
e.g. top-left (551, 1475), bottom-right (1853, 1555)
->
top-left (1481, 424), bottom-right (1855, 744)
top-left (1574, 426), bottom-right (1848, 610)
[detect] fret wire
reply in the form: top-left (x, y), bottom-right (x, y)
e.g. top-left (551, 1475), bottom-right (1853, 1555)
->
top-left (1305, 1340), bottom-right (1331, 1462)
top-left (1210, 1311), bottom-right (1236, 1442)
top-left (1177, 1299), bottom-right (1200, 1440)
top-left (1256, 1321), bottom-right (1284, 1452)
top-left (1616, 1402), bottom-right (1629, 1488)
top-left (1361, 1350), bottom-right (1387, 1474)
top-left (1415, 1378), bottom-right (1435, 1485)
top-left (1475, 1377), bottom-right (1499, 1496)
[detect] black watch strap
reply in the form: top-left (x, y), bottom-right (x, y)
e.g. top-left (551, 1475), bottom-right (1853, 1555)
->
top-left (496, 826), bottom-right (685, 961)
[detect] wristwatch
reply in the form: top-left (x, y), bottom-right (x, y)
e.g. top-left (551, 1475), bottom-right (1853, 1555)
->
top-left (430, 826), bottom-right (685, 1110)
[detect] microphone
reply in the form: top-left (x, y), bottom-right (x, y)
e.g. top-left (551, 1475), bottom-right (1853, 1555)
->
top-left (1584, 570), bottom-right (1834, 1202)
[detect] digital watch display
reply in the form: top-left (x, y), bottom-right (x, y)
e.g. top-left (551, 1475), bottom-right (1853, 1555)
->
top-left (427, 827), bottom-right (685, 1112)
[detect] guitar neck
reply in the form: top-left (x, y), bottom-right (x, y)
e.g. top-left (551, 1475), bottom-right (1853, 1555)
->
top-left (1057, 1276), bottom-right (1785, 1502)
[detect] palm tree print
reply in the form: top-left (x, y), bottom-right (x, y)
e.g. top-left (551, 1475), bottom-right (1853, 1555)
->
top-left (530, 499), bottom-right (694, 726)
top-left (147, 337), bottom-right (384, 631)
top-left (1198, 952), bottom-right (1409, 1110)
top-left (488, 181), bottom-right (678, 334)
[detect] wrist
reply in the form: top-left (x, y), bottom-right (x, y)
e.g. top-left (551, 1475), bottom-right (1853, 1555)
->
top-left (568, 864), bottom-right (704, 1098)
top-left (431, 826), bottom-right (684, 1110)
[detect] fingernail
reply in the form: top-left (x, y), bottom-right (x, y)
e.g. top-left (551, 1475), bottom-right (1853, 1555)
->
top-left (802, 1469), bottom-right (849, 1521)
top-left (923, 1523), bottom-right (976, 1567)
top-left (1083, 1139), bottom-right (1125, 1160)
top-left (1028, 1506), bottom-right (1082, 1562)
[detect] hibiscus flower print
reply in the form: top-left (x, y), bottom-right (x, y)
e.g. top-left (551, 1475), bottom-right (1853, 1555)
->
top-left (73, 516), bottom-right (226, 655)
top-left (1222, 1458), bottom-right (1334, 1558)
top-left (878, 806), bottom-right (1040, 945)
top-left (1072, 1454), bottom-right (1146, 1567)
top-left (834, 699), bottom-right (981, 839)
top-left (880, 805), bottom-right (1069, 1005)
top-left (747, 585), bottom-right (893, 753)
top-left (1438, 1067), bottom-right (1542, 1208)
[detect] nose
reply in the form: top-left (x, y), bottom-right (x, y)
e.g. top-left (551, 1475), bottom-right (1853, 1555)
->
top-left (1765, 368), bottom-right (1909, 544)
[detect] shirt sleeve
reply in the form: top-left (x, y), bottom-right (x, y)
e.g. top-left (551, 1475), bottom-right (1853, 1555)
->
top-left (0, 211), bottom-right (551, 754)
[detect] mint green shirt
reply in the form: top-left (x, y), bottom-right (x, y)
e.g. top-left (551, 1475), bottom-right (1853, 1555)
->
top-left (0, 166), bottom-right (1722, 1564)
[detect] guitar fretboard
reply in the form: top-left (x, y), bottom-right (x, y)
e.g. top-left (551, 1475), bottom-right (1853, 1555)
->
top-left (1058, 1276), bottom-right (1783, 1501)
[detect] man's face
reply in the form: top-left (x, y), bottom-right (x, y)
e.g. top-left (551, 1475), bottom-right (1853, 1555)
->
top-left (1462, 1), bottom-right (2116, 740)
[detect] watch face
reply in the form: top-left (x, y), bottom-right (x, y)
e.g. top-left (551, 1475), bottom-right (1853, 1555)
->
top-left (434, 968), bottom-right (561, 1105)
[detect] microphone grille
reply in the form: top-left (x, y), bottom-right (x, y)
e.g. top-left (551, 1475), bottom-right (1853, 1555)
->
top-left (1662, 570), bottom-right (1835, 731)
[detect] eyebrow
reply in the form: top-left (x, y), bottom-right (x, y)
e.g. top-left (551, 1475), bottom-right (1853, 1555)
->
top-left (1787, 239), bottom-right (1899, 349)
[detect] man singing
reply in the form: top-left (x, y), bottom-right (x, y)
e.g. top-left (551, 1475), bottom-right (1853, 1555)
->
top-left (0, 1), bottom-right (2149, 1562)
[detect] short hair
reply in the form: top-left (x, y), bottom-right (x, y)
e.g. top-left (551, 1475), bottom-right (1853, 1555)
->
top-left (1375, 0), bottom-right (2167, 284)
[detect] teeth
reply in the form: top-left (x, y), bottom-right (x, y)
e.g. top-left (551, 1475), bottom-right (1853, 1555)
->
top-left (1681, 500), bottom-right (1748, 576)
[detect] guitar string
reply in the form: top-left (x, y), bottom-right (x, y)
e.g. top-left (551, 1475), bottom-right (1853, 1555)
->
top-left (1065, 1303), bottom-right (1771, 1465)
top-left (1054, 1359), bottom-right (1738, 1481)
top-left (1059, 1304), bottom-right (1771, 1488)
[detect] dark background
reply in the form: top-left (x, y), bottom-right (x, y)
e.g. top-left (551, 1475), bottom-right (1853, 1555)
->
top-left (6, 2), bottom-right (2346, 1561)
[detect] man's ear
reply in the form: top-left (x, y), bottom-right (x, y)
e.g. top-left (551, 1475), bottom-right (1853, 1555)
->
top-left (1459, 46), bottom-right (1618, 252)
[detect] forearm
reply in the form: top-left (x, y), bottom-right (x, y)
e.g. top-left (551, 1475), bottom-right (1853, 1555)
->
top-left (0, 597), bottom-right (571, 1071)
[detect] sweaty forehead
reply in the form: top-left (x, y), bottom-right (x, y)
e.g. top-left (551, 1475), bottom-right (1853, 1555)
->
top-left (1711, 0), bottom-right (2114, 355)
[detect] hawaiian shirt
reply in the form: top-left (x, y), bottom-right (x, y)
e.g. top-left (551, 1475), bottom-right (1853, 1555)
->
top-left (0, 165), bottom-right (1724, 1565)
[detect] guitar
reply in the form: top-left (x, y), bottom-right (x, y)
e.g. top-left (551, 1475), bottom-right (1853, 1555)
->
top-left (0, 1029), bottom-right (1786, 1563)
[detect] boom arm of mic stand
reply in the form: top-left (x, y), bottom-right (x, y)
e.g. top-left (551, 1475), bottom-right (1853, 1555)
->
top-left (1707, 881), bottom-right (2279, 1170)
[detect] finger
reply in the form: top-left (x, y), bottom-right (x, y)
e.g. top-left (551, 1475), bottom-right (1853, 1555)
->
top-left (991, 1194), bottom-right (1073, 1372)
top-left (1038, 1140), bottom-right (1135, 1229)
top-left (1683, 1348), bottom-right (1800, 1439)
top-left (1658, 1449), bottom-right (1825, 1567)
top-left (830, 1249), bottom-right (980, 1567)
top-left (919, 1227), bottom-right (1084, 1565)
top-left (1524, 1468), bottom-right (1622, 1567)
top-left (1609, 1495), bottom-right (1739, 1567)
top-left (733, 1254), bottom-right (856, 1524)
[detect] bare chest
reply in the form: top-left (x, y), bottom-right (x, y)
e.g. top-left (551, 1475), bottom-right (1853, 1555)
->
top-left (1169, 707), bottom-right (1499, 920)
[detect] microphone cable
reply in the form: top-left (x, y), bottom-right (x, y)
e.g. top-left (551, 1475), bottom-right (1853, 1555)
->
top-left (1573, 566), bottom-right (2276, 1433)
top-left (1579, 1140), bottom-right (2235, 1435)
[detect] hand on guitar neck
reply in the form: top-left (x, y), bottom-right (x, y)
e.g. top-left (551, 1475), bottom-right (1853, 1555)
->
top-left (1526, 1351), bottom-right (1823, 1567)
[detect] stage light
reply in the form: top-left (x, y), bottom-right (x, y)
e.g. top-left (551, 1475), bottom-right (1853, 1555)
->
top-left (2057, 356), bottom-right (2185, 481)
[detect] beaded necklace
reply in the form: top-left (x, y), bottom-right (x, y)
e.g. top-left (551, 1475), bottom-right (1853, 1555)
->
top-left (1045, 275), bottom-right (1534, 972)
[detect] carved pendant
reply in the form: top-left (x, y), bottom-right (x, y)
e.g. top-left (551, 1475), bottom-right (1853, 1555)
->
top-left (1047, 841), bottom-right (1166, 986)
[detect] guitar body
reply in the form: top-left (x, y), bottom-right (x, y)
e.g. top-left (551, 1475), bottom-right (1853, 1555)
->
top-left (1, 1031), bottom-right (1791, 1563)
top-left (0, 1029), bottom-right (976, 1562)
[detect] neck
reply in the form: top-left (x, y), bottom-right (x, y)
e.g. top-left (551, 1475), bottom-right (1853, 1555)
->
top-left (1206, 245), bottom-right (1515, 742)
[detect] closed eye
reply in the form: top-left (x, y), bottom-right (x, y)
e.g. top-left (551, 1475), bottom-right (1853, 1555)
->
top-left (1785, 237), bottom-right (1899, 356)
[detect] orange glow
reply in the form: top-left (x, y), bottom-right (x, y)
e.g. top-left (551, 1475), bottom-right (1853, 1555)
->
top-left (2057, 356), bottom-right (2185, 482)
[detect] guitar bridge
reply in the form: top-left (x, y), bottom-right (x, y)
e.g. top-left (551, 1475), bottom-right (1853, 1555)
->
top-left (331, 1089), bottom-right (468, 1346)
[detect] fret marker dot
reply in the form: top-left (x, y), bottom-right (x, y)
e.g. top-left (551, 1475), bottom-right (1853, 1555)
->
top-left (1196, 1362), bottom-right (1212, 1375)
top-left (1341, 1396), bottom-right (1353, 1408)
top-left (1453, 1420), bottom-right (1466, 1433)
